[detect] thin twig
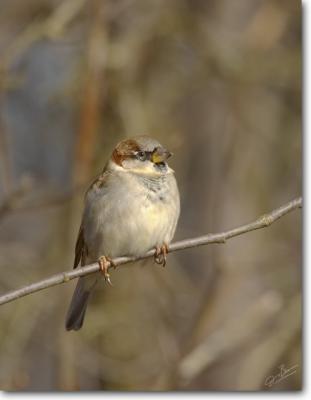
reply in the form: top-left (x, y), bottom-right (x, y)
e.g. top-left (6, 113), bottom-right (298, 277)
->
top-left (0, 197), bottom-right (302, 306)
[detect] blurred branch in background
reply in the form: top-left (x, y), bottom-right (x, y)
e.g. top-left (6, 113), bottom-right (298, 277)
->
top-left (74, 0), bottom-right (107, 185)
top-left (0, 196), bottom-right (302, 306)
top-left (0, 179), bottom-right (86, 222)
top-left (0, 176), bottom-right (34, 220)
top-left (178, 290), bottom-right (285, 384)
top-left (0, 120), bottom-right (13, 195)
top-left (0, 0), bottom-right (86, 72)
top-left (237, 293), bottom-right (301, 390)
top-left (176, 291), bottom-right (301, 389)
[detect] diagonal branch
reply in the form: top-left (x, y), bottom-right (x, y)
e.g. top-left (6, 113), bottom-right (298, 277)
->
top-left (0, 197), bottom-right (302, 306)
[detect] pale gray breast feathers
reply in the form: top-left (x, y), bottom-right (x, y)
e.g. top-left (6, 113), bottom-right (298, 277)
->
top-left (82, 171), bottom-right (180, 260)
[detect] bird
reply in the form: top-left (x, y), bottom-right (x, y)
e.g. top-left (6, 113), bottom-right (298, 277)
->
top-left (65, 136), bottom-right (180, 331)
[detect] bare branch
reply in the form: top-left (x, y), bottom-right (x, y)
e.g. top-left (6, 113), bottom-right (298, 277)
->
top-left (0, 197), bottom-right (302, 306)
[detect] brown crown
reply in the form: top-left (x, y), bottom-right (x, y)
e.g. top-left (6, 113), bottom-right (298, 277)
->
top-left (112, 138), bottom-right (140, 166)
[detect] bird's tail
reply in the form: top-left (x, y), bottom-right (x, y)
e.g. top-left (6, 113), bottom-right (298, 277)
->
top-left (65, 276), bottom-right (97, 331)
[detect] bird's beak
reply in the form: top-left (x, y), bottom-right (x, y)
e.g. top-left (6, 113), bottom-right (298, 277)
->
top-left (151, 147), bottom-right (172, 164)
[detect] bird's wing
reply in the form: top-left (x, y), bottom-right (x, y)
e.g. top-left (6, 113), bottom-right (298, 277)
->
top-left (85, 168), bottom-right (110, 195)
top-left (73, 169), bottom-right (110, 269)
top-left (74, 225), bottom-right (87, 268)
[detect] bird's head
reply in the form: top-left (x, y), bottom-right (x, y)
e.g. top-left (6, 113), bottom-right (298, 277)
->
top-left (110, 136), bottom-right (173, 176)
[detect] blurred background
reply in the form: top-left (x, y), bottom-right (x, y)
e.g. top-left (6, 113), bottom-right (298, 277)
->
top-left (0, 0), bottom-right (301, 391)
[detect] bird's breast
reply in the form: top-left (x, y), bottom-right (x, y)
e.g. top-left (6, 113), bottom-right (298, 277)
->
top-left (83, 173), bottom-right (179, 260)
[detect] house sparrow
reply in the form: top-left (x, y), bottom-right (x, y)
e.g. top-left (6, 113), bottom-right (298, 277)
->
top-left (65, 136), bottom-right (180, 331)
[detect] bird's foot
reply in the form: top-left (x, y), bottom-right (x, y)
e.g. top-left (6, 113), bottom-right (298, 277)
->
top-left (154, 243), bottom-right (169, 267)
top-left (98, 256), bottom-right (116, 286)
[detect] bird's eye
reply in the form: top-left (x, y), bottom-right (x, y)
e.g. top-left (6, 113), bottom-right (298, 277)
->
top-left (136, 151), bottom-right (147, 161)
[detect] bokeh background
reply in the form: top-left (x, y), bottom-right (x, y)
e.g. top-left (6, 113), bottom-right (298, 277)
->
top-left (0, 0), bottom-right (301, 391)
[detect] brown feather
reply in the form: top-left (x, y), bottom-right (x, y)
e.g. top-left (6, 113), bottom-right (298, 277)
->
top-left (86, 170), bottom-right (110, 194)
top-left (112, 138), bottom-right (140, 166)
top-left (74, 226), bottom-right (87, 268)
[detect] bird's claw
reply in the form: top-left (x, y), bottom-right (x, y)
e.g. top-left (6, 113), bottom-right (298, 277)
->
top-left (154, 243), bottom-right (169, 267)
top-left (98, 256), bottom-right (116, 286)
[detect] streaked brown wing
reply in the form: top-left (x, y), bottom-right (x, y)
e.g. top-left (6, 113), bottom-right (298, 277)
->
top-left (74, 225), bottom-right (87, 268)
top-left (86, 169), bottom-right (110, 195)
